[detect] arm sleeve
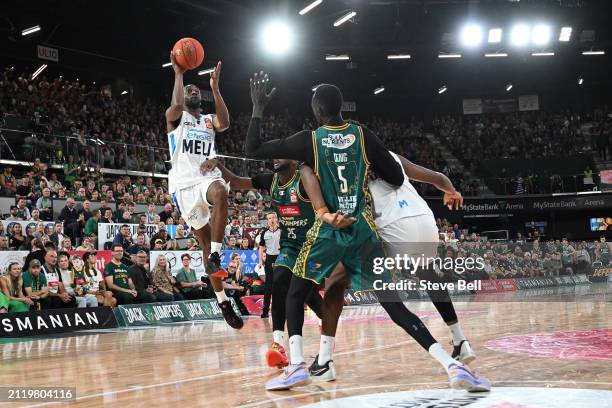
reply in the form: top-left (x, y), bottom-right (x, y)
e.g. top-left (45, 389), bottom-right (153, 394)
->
top-left (362, 126), bottom-right (404, 187)
top-left (251, 173), bottom-right (274, 191)
top-left (245, 117), bottom-right (314, 166)
top-left (259, 229), bottom-right (267, 247)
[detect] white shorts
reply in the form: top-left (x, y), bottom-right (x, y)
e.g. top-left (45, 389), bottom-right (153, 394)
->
top-left (378, 213), bottom-right (439, 262)
top-left (172, 177), bottom-right (226, 230)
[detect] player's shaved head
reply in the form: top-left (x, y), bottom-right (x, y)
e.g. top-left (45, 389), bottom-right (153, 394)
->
top-left (312, 84), bottom-right (343, 124)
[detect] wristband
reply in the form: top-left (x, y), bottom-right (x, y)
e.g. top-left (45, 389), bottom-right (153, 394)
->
top-left (315, 207), bottom-right (329, 218)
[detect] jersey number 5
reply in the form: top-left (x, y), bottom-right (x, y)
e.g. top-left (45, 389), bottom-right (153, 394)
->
top-left (337, 165), bottom-right (348, 193)
top-left (287, 228), bottom-right (297, 239)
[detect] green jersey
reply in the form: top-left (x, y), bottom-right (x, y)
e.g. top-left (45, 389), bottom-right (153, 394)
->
top-left (103, 261), bottom-right (131, 289)
top-left (270, 171), bottom-right (314, 249)
top-left (312, 123), bottom-right (376, 237)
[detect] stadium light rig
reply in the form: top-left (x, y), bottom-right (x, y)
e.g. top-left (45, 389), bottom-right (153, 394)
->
top-left (31, 64), bottom-right (47, 80)
top-left (578, 76), bottom-right (584, 85)
top-left (373, 86), bottom-right (385, 95)
top-left (559, 27), bottom-right (572, 42)
top-left (461, 25), bottom-right (483, 47)
top-left (325, 54), bottom-right (350, 61)
top-left (387, 54), bottom-right (411, 60)
top-left (162, 62), bottom-right (172, 68)
top-left (511, 24), bottom-right (530, 46)
top-left (334, 11), bottom-right (356, 27)
top-left (484, 52), bottom-right (508, 58)
top-left (261, 21), bottom-right (293, 56)
top-left (532, 51), bottom-right (554, 57)
top-left (198, 67), bottom-right (216, 75)
top-left (505, 83), bottom-right (513, 92)
top-left (21, 25), bottom-right (41, 36)
top-left (438, 85), bottom-right (447, 94)
top-left (488, 28), bottom-right (502, 43)
top-left (438, 53), bottom-right (462, 59)
top-left (121, 90), bottom-right (128, 95)
top-left (299, 0), bottom-right (322, 15)
top-left (582, 50), bottom-right (605, 56)
top-left (532, 25), bottom-right (551, 45)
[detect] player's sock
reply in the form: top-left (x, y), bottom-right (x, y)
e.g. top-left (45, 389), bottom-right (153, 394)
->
top-left (273, 330), bottom-right (284, 345)
top-left (428, 342), bottom-right (458, 372)
top-left (211, 242), bottom-right (222, 255)
top-left (215, 290), bottom-right (229, 303)
top-left (318, 335), bottom-right (334, 365)
top-left (289, 335), bottom-right (305, 365)
top-left (449, 322), bottom-right (466, 344)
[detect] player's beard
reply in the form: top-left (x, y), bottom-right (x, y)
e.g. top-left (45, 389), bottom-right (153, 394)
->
top-left (185, 97), bottom-right (201, 110)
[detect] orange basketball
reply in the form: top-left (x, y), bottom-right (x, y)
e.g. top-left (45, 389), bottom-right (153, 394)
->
top-left (172, 37), bottom-right (204, 71)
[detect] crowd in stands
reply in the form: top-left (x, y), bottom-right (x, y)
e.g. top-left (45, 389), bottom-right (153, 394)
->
top-left (436, 218), bottom-right (610, 282)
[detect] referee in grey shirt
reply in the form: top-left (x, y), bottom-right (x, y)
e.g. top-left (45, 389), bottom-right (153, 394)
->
top-left (258, 212), bottom-right (281, 318)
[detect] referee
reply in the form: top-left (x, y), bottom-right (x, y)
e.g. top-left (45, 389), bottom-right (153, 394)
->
top-left (258, 212), bottom-right (281, 318)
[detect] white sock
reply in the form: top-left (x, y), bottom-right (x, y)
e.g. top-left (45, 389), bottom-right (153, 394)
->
top-left (273, 330), bottom-right (284, 345)
top-left (215, 290), bottom-right (229, 303)
top-left (289, 335), bottom-right (304, 365)
top-left (211, 242), bottom-right (222, 255)
top-left (428, 343), bottom-right (458, 372)
top-left (318, 335), bottom-right (334, 365)
top-left (449, 322), bottom-right (466, 345)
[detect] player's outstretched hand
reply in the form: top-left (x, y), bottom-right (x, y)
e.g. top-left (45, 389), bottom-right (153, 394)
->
top-left (200, 158), bottom-right (218, 175)
top-left (443, 191), bottom-right (463, 210)
top-left (210, 61), bottom-right (222, 92)
top-left (250, 71), bottom-right (276, 110)
top-left (170, 51), bottom-right (186, 75)
top-left (321, 211), bottom-right (357, 229)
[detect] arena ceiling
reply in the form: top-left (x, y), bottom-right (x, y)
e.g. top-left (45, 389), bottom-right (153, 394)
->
top-left (1, 0), bottom-right (611, 109)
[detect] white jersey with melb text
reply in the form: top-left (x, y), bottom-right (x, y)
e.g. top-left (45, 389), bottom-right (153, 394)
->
top-left (167, 111), bottom-right (222, 193)
top-left (369, 151), bottom-right (434, 229)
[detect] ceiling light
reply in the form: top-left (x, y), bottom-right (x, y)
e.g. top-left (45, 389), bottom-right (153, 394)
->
top-left (559, 27), bottom-right (572, 42)
top-left (21, 25), bottom-right (41, 36)
top-left (488, 28), bottom-right (502, 43)
top-left (299, 0), bottom-right (322, 15)
top-left (387, 54), bottom-right (411, 60)
top-left (373, 86), bottom-right (385, 95)
top-left (333, 11), bottom-right (356, 27)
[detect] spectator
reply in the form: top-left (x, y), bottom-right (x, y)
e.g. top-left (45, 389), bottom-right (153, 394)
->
top-left (83, 252), bottom-right (115, 307)
top-left (24, 238), bottom-right (45, 268)
top-left (22, 260), bottom-right (49, 311)
top-left (16, 176), bottom-right (34, 201)
top-left (40, 250), bottom-right (77, 309)
top-left (113, 224), bottom-right (133, 251)
top-left (145, 203), bottom-right (157, 224)
top-left (0, 167), bottom-right (17, 195)
top-left (16, 198), bottom-right (31, 220)
top-left (30, 208), bottom-right (42, 222)
top-left (76, 237), bottom-right (94, 251)
top-left (81, 200), bottom-right (93, 221)
top-left (224, 236), bottom-right (240, 250)
top-left (175, 254), bottom-right (210, 299)
top-left (56, 253), bottom-right (91, 308)
top-left (58, 197), bottom-right (84, 243)
top-left (127, 250), bottom-right (156, 303)
top-left (5, 205), bottom-right (20, 221)
top-left (8, 222), bottom-right (26, 249)
top-left (128, 234), bottom-right (148, 259)
top-left (150, 254), bottom-right (183, 302)
top-left (0, 262), bottom-right (32, 313)
top-left (159, 203), bottom-right (173, 223)
top-left (104, 244), bottom-right (146, 305)
top-left (132, 224), bottom-right (151, 246)
top-left (63, 155), bottom-right (78, 187)
top-left (49, 221), bottom-right (67, 248)
top-left (0, 236), bottom-right (9, 251)
top-left (102, 208), bottom-right (115, 224)
top-left (223, 260), bottom-right (249, 315)
top-left (84, 209), bottom-right (101, 241)
top-left (61, 237), bottom-right (73, 252)
top-left (68, 255), bottom-right (99, 308)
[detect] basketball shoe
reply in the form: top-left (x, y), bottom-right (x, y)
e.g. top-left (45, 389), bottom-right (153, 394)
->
top-left (207, 252), bottom-right (228, 278)
top-left (266, 342), bottom-right (289, 369)
top-left (219, 300), bottom-right (243, 329)
top-left (308, 355), bottom-right (336, 382)
top-left (265, 363), bottom-right (310, 390)
top-left (451, 340), bottom-right (476, 364)
top-left (447, 363), bottom-right (491, 392)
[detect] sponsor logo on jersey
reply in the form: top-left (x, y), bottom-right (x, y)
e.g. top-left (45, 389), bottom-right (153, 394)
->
top-left (184, 121), bottom-right (196, 127)
top-left (399, 199), bottom-right (409, 208)
top-left (289, 188), bottom-right (298, 203)
top-left (204, 117), bottom-right (213, 129)
top-left (322, 133), bottom-right (356, 149)
top-left (278, 205), bottom-right (301, 217)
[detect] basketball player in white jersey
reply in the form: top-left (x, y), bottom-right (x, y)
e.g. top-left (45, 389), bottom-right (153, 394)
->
top-left (166, 51), bottom-right (242, 329)
top-left (298, 152), bottom-right (489, 392)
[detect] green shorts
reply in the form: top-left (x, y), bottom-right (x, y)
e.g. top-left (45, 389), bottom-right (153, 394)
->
top-left (293, 217), bottom-right (387, 290)
top-left (275, 245), bottom-right (301, 271)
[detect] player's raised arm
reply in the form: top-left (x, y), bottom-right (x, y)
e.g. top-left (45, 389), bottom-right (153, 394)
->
top-left (166, 51), bottom-right (186, 132)
top-left (216, 161), bottom-right (254, 190)
top-left (246, 71), bottom-right (313, 164)
top-left (210, 61), bottom-right (230, 132)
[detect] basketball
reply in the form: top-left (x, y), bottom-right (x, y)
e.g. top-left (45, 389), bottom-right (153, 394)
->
top-left (172, 37), bottom-right (204, 71)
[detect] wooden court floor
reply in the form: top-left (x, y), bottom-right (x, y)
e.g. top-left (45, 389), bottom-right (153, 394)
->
top-left (0, 293), bottom-right (610, 407)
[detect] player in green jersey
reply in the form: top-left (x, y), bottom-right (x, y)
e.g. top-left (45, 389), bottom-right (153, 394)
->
top-left (217, 159), bottom-right (325, 369)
